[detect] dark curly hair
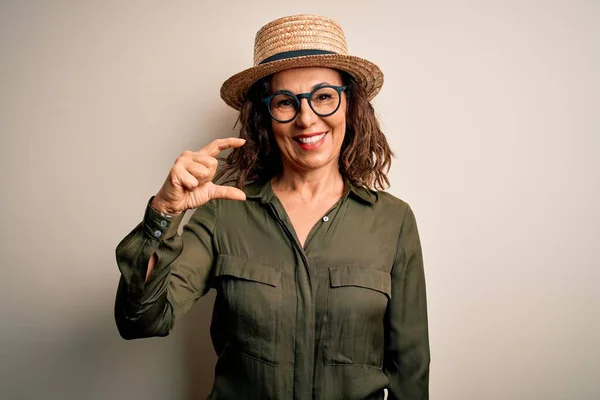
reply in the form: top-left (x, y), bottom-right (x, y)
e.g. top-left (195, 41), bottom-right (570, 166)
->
top-left (215, 71), bottom-right (393, 190)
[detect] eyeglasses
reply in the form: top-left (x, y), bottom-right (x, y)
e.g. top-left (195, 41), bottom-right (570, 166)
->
top-left (262, 85), bottom-right (347, 123)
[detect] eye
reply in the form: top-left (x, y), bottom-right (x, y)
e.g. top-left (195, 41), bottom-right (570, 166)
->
top-left (270, 93), bottom-right (296, 109)
top-left (312, 87), bottom-right (338, 103)
top-left (276, 99), bottom-right (293, 108)
top-left (317, 93), bottom-right (333, 101)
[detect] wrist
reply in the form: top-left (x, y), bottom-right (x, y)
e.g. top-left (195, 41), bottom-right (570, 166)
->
top-left (150, 196), bottom-right (182, 216)
top-left (143, 196), bottom-right (186, 242)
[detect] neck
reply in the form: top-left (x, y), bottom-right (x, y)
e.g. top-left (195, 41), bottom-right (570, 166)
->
top-left (272, 164), bottom-right (344, 202)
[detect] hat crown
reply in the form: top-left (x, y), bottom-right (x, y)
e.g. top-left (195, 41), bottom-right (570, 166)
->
top-left (253, 14), bottom-right (349, 66)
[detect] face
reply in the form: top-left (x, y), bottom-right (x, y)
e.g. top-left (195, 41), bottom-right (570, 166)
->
top-left (269, 67), bottom-right (347, 175)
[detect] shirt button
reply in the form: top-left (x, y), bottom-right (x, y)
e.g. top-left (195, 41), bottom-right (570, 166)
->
top-left (154, 230), bottom-right (162, 238)
top-left (160, 220), bottom-right (168, 227)
top-left (322, 216), bottom-right (329, 222)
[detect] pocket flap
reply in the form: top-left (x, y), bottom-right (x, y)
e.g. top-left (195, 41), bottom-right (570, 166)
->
top-left (215, 254), bottom-right (282, 287)
top-left (329, 267), bottom-right (391, 298)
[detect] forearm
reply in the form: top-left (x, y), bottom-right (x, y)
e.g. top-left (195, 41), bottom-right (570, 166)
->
top-left (114, 274), bottom-right (173, 339)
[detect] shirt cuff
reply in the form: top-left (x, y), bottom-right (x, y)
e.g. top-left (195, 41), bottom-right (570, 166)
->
top-left (142, 197), bottom-right (186, 241)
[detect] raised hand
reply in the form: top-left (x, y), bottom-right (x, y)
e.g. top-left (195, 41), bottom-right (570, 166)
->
top-left (151, 138), bottom-right (246, 215)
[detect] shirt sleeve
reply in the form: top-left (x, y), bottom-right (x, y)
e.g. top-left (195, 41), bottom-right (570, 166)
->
top-left (384, 205), bottom-right (430, 399)
top-left (114, 197), bottom-right (217, 340)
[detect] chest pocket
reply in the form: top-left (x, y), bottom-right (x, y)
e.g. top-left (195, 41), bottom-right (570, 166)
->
top-left (325, 266), bottom-right (391, 368)
top-left (212, 254), bottom-right (282, 366)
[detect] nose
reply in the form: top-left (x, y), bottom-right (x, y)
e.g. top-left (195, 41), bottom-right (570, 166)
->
top-left (295, 98), bottom-right (318, 128)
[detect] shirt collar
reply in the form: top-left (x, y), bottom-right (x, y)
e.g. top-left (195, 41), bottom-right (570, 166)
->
top-left (244, 179), bottom-right (377, 206)
top-left (244, 180), bottom-right (276, 204)
top-left (346, 181), bottom-right (377, 205)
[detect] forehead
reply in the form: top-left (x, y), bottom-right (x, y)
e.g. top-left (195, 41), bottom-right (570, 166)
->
top-left (270, 67), bottom-right (343, 91)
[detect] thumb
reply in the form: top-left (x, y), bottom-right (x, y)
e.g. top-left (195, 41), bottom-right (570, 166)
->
top-left (210, 185), bottom-right (247, 201)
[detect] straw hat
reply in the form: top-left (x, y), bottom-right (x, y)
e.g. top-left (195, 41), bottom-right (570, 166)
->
top-left (220, 14), bottom-right (384, 110)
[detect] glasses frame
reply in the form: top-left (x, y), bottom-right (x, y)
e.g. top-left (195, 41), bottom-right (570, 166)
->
top-left (262, 85), bottom-right (348, 123)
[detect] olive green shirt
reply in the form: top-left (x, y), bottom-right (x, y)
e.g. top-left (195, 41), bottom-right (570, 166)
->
top-left (114, 180), bottom-right (430, 400)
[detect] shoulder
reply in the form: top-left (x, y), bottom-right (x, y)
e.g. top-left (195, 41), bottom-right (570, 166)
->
top-left (374, 191), bottom-right (422, 238)
top-left (370, 190), bottom-right (412, 218)
top-left (373, 190), bottom-right (410, 208)
top-left (372, 190), bottom-right (421, 233)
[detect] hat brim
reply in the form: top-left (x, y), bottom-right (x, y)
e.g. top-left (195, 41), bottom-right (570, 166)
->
top-left (220, 54), bottom-right (384, 110)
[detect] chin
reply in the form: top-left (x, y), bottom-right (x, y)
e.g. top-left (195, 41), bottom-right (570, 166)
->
top-left (294, 154), bottom-right (337, 171)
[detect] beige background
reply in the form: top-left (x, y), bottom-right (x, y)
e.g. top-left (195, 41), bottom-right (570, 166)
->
top-left (1, 1), bottom-right (598, 399)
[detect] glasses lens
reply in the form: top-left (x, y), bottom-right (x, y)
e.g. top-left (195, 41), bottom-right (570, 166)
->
top-left (311, 87), bottom-right (340, 116)
top-left (269, 93), bottom-right (298, 121)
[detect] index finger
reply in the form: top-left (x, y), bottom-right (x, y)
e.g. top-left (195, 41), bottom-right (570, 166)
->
top-left (198, 138), bottom-right (246, 157)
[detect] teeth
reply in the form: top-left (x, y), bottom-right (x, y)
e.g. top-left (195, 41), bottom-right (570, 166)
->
top-left (297, 133), bottom-right (326, 145)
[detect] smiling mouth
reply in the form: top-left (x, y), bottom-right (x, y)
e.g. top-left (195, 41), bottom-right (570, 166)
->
top-left (294, 132), bottom-right (327, 145)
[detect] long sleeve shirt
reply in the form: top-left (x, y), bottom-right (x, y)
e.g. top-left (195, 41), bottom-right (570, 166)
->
top-left (114, 180), bottom-right (430, 400)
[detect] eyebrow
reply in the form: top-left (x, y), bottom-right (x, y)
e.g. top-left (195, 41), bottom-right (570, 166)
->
top-left (271, 81), bottom-right (336, 93)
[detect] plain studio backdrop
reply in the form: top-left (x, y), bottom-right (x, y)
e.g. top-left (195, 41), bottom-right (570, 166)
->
top-left (1, 1), bottom-right (598, 399)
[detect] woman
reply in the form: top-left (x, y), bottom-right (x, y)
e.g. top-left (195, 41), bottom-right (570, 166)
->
top-left (115, 14), bottom-right (429, 400)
